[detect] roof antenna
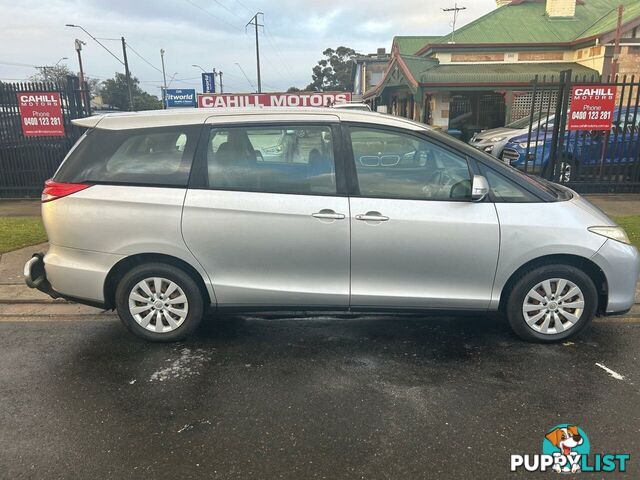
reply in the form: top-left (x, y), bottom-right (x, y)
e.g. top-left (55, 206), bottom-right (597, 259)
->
top-left (442, 3), bottom-right (467, 44)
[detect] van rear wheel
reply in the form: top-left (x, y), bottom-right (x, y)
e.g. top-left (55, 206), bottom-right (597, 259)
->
top-left (506, 264), bottom-right (597, 343)
top-left (115, 263), bottom-right (204, 342)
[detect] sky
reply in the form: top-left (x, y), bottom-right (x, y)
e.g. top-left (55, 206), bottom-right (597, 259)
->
top-left (0, 0), bottom-right (497, 95)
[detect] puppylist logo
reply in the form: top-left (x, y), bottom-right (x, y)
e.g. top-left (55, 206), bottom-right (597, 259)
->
top-left (510, 424), bottom-right (630, 473)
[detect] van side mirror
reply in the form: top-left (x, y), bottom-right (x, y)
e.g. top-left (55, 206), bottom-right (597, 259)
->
top-left (471, 175), bottom-right (490, 202)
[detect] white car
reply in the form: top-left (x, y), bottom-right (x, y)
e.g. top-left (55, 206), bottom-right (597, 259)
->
top-left (469, 114), bottom-right (554, 158)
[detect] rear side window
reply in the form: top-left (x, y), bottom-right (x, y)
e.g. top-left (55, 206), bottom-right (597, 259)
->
top-left (205, 125), bottom-right (337, 195)
top-left (54, 125), bottom-right (200, 186)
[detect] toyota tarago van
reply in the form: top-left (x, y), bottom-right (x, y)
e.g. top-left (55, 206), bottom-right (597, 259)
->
top-left (24, 108), bottom-right (640, 342)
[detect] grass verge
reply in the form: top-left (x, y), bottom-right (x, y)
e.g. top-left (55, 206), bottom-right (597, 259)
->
top-left (0, 217), bottom-right (47, 254)
top-left (614, 216), bottom-right (640, 250)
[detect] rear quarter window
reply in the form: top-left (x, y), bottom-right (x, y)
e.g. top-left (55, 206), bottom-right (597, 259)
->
top-left (54, 125), bottom-right (200, 186)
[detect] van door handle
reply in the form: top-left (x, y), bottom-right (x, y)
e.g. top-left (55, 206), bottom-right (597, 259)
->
top-left (312, 209), bottom-right (345, 220)
top-left (355, 212), bottom-right (389, 222)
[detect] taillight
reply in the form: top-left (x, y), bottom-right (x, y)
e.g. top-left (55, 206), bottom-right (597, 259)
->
top-left (41, 179), bottom-right (91, 203)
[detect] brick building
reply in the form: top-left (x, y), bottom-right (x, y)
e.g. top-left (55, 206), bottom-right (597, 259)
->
top-left (364, 0), bottom-right (640, 138)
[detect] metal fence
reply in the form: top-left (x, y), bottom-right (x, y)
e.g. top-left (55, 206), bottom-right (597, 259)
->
top-left (506, 70), bottom-right (640, 193)
top-left (0, 77), bottom-right (90, 198)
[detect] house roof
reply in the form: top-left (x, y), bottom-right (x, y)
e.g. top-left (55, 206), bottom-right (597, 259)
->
top-left (429, 0), bottom-right (640, 47)
top-left (417, 62), bottom-right (599, 84)
top-left (363, 55), bottom-right (599, 98)
top-left (392, 36), bottom-right (442, 55)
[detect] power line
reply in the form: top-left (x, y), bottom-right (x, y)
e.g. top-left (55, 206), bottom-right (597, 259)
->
top-left (235, 0), bottom-right (253, 14)
top-left (183, 0), bottom-right (242, 31)
top-left (262, 21), bottom-right (298, 86)
top-left (125, 42), bottom-right (164, 74)
top-left (0, 60), bottom-right (37, 68)
top-left (210, 0), bottom-right (242, 19)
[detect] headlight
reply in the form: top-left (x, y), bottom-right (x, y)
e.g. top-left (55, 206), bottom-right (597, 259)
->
top-left (588, 226), bottom-right (630, 245)
top-left (518, 141), bottom-right (543, 149)
top-left (489, 136), bottom-right (505, 143)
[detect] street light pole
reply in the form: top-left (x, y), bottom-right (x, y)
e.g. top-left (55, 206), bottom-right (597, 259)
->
top-left (74, 40), bottom-right (86, 85)
top-left (160, 49), bottom-right (168, 109)
top-left (121, 37), bottom-right (134, 111)
top-left (65, 24), bottom-right (133, 110)
top-left (235, 62), bottom-right (256, 92)
top-left (218, 71), bottom-right (223, 94)
top-left (74, 39), bottom-right (88, 110)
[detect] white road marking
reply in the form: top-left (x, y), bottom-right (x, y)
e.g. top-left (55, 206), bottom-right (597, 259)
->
top-left (595, 363), bottom-right (625, 381)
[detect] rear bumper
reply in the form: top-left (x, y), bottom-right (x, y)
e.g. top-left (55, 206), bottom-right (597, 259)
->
top-left (24, 253), bottom-right (58, 297)
top-left (591, 240), bottom-right (640, 314)
top-left (24, 244), bottom-right (123, 308)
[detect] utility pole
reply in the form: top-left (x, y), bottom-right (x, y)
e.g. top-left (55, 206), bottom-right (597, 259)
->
top-left (121, 37), bottom-right (134, 111)
top-left (218, 71), bottom-right (224, 93)
top-left (160, 48), bottom-right (168, 109)
top-left (442, 3), bottom-right (467, 44)
top-left (611, 4), bottom-right (625, 78)
top-left (246, 12), bottom-right (264, 93)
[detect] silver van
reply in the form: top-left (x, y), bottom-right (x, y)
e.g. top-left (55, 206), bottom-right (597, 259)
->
top-left (25, 108), bottom-right (639, 343)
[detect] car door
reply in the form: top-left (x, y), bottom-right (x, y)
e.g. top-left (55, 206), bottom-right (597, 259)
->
top-left (182, 119), bottom-right (350, 308)
top-left (345, 124), bottom-right (500, 310)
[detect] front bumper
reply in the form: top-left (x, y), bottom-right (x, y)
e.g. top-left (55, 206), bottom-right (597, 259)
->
top-left (591, 239), bottom-right (640, 314)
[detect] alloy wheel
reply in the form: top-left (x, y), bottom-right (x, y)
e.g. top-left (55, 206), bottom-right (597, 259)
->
top-left (128, 277), bottom-right (189, 333)
top-left (522, 278), bottom-right (585, 335)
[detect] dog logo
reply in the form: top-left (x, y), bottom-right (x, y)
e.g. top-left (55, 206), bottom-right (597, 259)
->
top-left (511, 424), bottom-right (629, 473)
top-left (543, 425), bottom-right (588, 473)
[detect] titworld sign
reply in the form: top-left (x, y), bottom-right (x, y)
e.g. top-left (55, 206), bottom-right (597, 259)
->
top-left (165, 89), bottom-right (196, 107)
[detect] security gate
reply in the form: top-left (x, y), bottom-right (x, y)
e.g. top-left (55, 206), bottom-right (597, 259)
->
top-left (511, 70), bottom-right (640, 193)
top-left (0, 77), bottom-right (90, 198)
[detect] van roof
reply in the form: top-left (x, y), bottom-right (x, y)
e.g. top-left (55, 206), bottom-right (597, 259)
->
top-left (72, 107), bottom-right (430, 131)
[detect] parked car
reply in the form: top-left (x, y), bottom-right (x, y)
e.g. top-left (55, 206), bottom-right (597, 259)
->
top-left (25, 108), bottom-right (639, 343)
top-left (332, 102), bottom-right (372, 111)
top-left (501, 108), bottom-right (640, 181)
top-left (469, 113), bottom-right (554, 157)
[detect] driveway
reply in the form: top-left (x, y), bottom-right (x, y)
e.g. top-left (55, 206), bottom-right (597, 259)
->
top-left (0, 314), bottom-right (638, 479)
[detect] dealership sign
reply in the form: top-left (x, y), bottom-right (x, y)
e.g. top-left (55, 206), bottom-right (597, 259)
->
top-left (201, 73), bottom-right (216, 93)
top-left (197, 92), bottom-right (352, 108)
top-left (568, 85), bottom-right (617, 131)
top-left (17, 92), bottom-right (65, 137)
top-left (165, 89), bottom-right (197, 107)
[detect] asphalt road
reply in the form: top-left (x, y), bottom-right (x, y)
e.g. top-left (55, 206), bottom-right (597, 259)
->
top-left (0, 315), bottom-right (638, 479)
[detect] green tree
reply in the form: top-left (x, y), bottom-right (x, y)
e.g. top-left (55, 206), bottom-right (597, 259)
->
top-left (100, 72), bottom-right (162, 111)
top-left (306, 47), bottom-right (359, 92)
top-left (87, 77), bottom-right (102, 99)
top-left (30, 64), bottom-right (74, 84)
top-left (286, 86), bottom-right (301, 92)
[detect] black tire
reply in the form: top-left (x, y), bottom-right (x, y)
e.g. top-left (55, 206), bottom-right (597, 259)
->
top-left (115, 262), bottom-right (204, 342)
top-left (506, 264), bottom-right (597, 343)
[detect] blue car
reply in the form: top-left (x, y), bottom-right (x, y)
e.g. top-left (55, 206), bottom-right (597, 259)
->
top-left (501, 109), bottom-right (640, 181)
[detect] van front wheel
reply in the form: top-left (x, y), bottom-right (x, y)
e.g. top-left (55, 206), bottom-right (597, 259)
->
top-left (115, 263), bottom-right (204, 342)
top-left (506, 265), bottom-right (597, 343)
